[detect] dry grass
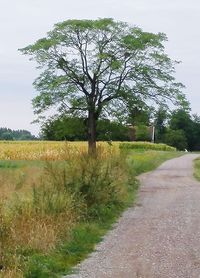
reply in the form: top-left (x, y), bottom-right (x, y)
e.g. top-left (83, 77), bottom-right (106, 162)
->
top-left (0, 141), bottom-right (119, 160)
top-left (0, 141), bottom-right (179, 276)
top-left (0, 146), bottom-right (130, 274)
top-left (0, 140), bottom-right (175, 160)
top-left (0, 268), bottom-right (23, 278)
top-left (10, 213), bottom-right (74, 252)
top-left (0, 160), bottom-right (79, 275)
top-left (0, 166), bottom-right (42, 201)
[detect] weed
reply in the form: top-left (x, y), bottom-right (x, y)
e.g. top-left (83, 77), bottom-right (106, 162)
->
top-left (0, 145), bottom-right (181, 276)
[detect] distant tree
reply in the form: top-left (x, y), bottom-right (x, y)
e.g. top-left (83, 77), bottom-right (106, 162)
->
top-left (191, 114), bottom-right (200, 150)
top-left (170, 109), bottom-right (192, 130)
top-left (20, 18), bottom-right (186, 153)
top-left (41, 116), bottom-right (129, 141)
top-left (0, 128), bottom-right (36, 141)
top-left (1, 132), bottom-right (13, 141)
top-left (169, 109), bottom-right (195, 150)
top-left (41, 116), bottom-right (86, 141)
top-left (13, 130), bottom-right (36, 140)
top-left (126, 99), bottom-right (152, 126)
top-left (96, 119), bottom-right (129, 141)
top-left (163, 129), bottom-right (188, 150)
top-left (135, 125), bottom-right (151, 141)
top-left (154, 106), bottom-right (168, 142)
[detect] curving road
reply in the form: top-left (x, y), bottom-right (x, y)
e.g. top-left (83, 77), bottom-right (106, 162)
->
top-left (66, 154), bottom-right (200, 278)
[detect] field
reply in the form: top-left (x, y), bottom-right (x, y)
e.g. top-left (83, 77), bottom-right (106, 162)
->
top-left (0, 141), bottom-right (89, 160)
top-left (0, 141), bottom-right (180, 277)
top-left (0, 140), bottom-right (176, 160)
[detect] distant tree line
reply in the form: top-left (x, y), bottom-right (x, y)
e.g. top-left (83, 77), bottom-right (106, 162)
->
top-left (155, 108), bottom-right (200, 151)
top-left (41, 117), bottom-right (130, 142)
top-left (41, 108), bottom-right (200, 151)
top-left (1, 107), bottom-right (198, 151)
top-left (0, 128), bottom-right (36, 141)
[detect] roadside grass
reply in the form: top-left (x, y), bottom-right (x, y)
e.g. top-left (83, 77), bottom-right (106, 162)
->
top-left (128, 150), bottom-right (183, 175)
top-left (0, 148), bottom-right (182, 277)
top-left (194, 157), bottom-right (200, 181)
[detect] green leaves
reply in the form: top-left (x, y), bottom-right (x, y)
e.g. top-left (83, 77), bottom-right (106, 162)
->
top-left (19, 18), bottom-right (186, 127)
top-left (122, 29), bottom-right (166, 51)
top-left (54, 18), bottom-right (116, 32)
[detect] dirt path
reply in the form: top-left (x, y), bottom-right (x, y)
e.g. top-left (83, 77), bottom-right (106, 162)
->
top-left (66, 154), bottom-right (200, 278)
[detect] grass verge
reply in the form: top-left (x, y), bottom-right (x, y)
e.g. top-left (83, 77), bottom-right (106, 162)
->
top-left (128, 150), bottom-right (183, 175)
top-left (0, 150), bottom-right (182, 277)
top-left (194, 157), bottom-right (200, 181)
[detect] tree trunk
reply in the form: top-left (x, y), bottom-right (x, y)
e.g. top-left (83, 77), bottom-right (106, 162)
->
top-left (88, 110), bottom-right (97, 154)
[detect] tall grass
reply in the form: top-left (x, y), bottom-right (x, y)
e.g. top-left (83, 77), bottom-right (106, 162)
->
top-left (128, 151), bottom-right (182, 175)
top-left (0, 146), bottom-right (181, 277)
top-left (194, 157), bottom-right (200, 181)
top-left (0, 147), bottom-right (134, 277)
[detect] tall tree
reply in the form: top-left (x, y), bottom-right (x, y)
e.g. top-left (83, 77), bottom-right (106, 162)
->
top-left (154, 106), bottom-right (168, 142)
top-left (169, 109), bottom-right (195, 150)
top-left (20, 18), bottom-right (187, 153)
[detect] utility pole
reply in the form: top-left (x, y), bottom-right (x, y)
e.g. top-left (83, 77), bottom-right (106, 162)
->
top-left (152, 125), bottom-right (155, 143)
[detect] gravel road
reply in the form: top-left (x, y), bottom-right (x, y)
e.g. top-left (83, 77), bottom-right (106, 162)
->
top-left (65, 154), bottom-right (200, 278)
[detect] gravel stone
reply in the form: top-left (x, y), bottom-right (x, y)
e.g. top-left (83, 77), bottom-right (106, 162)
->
top-left (65, 154), bottom-right (200, 278)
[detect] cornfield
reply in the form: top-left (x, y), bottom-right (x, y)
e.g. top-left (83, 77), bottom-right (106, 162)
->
top-left (0, 141), bottom-right (176, 160)
top-left (0, 141), bottom-right (122, 160)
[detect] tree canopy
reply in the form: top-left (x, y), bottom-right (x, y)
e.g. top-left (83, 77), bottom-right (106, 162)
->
top-left (41, 116), bottom-right (129, 141)
top-left (20, 18), bottom-right (187, 152)
top-left (0, 128), bottom-right (36, 141)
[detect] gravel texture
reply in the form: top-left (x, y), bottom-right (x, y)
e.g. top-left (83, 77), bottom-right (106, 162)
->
top-left (65, 154), bottom-right (200, 278)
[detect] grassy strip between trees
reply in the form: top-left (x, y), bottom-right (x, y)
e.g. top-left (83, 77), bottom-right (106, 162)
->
top-left (0, 148), bottom-right (182, 278)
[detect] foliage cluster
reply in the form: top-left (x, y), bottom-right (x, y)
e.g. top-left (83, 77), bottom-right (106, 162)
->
top-left (134, 125), bottom-right (151, 141)
top-left (0, 128), bottom-right (36, 141)
top-left (155, 108), bottom-right (200, 151)
top-left (41, 117), bottom-right (129, 141)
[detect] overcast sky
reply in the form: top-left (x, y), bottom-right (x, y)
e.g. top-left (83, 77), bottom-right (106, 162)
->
top-left (0, 0), bottom-right (200, 135)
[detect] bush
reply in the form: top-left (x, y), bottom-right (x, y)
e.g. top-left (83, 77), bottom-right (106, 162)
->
top-left (119, 141), bottom-right (176, 151)
top-left (163, 129), bottom-right (187, 150)
top-left (135, 125), bottom-right (151, 141)
top-left (40, 150), bottom-right (132, 219)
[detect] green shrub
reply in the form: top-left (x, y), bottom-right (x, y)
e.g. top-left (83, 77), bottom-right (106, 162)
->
top-left (119, 142), bottom-right (176, 151)
top-left (41, 151), bottom-right (133, 219)
top-left (163, 129), bottom-right (187, 150)
top-left (135, 125), bottom-right (151, 141)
